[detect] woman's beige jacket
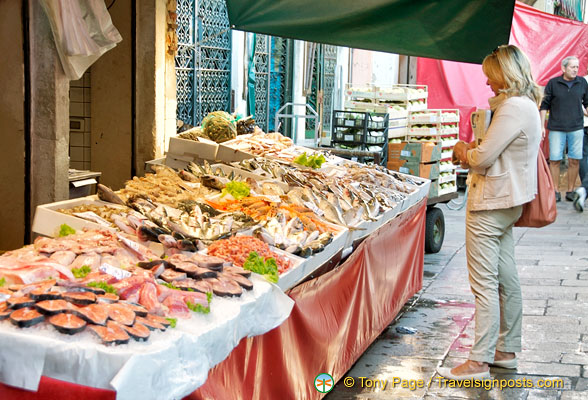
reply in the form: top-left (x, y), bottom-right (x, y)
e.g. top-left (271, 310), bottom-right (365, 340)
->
top-left (466, 94), bottom-right (542, 211)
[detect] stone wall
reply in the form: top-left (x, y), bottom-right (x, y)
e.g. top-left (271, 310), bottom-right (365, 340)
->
top-left (91, 0), bottom-right (133, 189)
top-left (0, 1), bottom-right (25, 249)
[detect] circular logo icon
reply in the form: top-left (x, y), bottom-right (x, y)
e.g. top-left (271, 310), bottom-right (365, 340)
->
top-left (314, 373), bottom-right (334, 393)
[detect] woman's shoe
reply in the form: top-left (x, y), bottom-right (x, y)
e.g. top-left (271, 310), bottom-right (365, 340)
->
top-left (436, 367), bottom-right (490, 381)
top-left (489, 357), bottom-right (518, 369)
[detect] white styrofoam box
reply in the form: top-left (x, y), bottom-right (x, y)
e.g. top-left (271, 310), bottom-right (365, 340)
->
top-left (168, 137), bottom-right (219, 161)
top-left (440, 111), bottom-right (460, 123)
top-left (409, 126), bottom-right (438, 135)
top-left (388, 116), bottom-right (408, 128)
top-left (344, 89), bottom-right (375, 99)
top-left (407, 102), bottom-right (428, 112)
top-left (439, 163), bottom-right (458, 173)
top-left (277, 228), bottom-right (348, 291)
top-left (438, 184), bottom-right (458, 196)
top-left (387, 107), bottom-right (409, 118)
top-left (409, 112), bottom-right (439, 124)
top-left (441, 150), bottom-right (453, 160)
top-left (440, 139), bottom-right (459, 148)
top-left (215, 143), bottom-right (255, 163)
top-left (439, 173), bottom-right (457, 184)
top-left (440, 127), bottom-right (459, 135)
top-left (32, 196), bottom-right (121, 237)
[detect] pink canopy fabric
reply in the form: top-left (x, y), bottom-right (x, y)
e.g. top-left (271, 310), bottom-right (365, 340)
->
top-left (417, 1), bottom-right (588, 141)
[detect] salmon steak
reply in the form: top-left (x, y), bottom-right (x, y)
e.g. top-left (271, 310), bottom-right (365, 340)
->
top-left (89, 320), bottom-right (130, 345)
top-left (72, 303), bottom-right (109, 325)
top-left (10, 307), bottom-right (45, 327)
top-left (35, 299), bottom-right (71, 315)
top-left (7, 296), bottom-right (36, 310)
top-left (63, 291), bottom-right (97, 306)
top-left (48, 313), bottom-right (87, 335)
top-left (121, 322), bottom-right (151, 341)
top-left (107, 303), bottom-right (136, 326)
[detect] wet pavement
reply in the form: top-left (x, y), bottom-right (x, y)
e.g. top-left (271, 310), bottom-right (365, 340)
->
top-left (327, 189), bottom-right (588, 399)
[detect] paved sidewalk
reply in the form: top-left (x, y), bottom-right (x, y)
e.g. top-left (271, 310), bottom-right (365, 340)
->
top-left (328, 190), bottom-right (588, 399)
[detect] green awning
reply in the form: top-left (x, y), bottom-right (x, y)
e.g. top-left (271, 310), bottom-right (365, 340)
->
top-left (226, 0), bottom-right (516, 64)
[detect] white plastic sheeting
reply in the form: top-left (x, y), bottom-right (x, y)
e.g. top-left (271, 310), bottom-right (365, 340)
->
top-left (40, 0), bottom-right (122, 80)
top-left (0, 274), bottom-right (294, 400)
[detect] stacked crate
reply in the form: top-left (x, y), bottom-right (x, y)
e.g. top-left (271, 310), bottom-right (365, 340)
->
top-left (387, 141), bottom-right (442, 183)
top-left (406, 109), bottom-right (459, 196)
top-left (344, 84), bottom-right (428, 142)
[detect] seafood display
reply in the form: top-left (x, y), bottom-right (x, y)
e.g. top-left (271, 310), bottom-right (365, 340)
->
top-left (207, 236), bottom-right (293, 273)
top-left (0, 278), bottom-right (170, 343)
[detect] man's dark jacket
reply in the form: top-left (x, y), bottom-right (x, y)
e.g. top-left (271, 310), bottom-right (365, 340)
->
top-left (540, 75), bottom-right (588, 131)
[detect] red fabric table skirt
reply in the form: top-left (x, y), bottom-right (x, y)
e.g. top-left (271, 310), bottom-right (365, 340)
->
top-left (0, 200), bottom-right (426, 400)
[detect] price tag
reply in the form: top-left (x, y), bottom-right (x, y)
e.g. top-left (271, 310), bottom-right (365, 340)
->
top-left (117, 234), bottom-right (143, 254)
top-left (399, 167), bottom-right (410, 174)
top-left (304, 201), bottom-right (324, 217)
top-left (99, 263), bottom-right (131, 280)
top-left (344, 135), bottom-right (354, 141)
top-left (344, 120), bottom-right (355, 127)
top-left (73, 211), bottom-right (111, 227)
top-left (400, 150), bottom-right (411, 157)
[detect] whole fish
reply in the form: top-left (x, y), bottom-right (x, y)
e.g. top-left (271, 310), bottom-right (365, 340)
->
top-left (97, 184), bottom-right (125, 206)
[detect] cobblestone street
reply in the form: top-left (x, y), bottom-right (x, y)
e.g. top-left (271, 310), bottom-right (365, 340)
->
top-left (328, 189), bottom-right (588, 399)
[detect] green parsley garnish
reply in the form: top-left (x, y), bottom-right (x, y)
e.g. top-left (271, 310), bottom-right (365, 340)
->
top-left (71, 265), bottom-right (91, 279)
top-left (186, 300), bottom-right (210, 314)
top-left (0, 277), bottom-right (5, 287)
top-left (186, 291), bottom-right (212, 314)
top-left (87, 281), bottom-right (118, 295)
top-left (243, 251), bottom-right (279, 283)
top-left (165, 317), bottom-right (177, 328)
top-left (161, 282), bottom-right (194, 292)
top-left (58, 224), bottom-right (76, 237)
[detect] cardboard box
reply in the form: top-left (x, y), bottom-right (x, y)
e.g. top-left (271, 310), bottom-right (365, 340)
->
top-left (388, 141), bottom-right (441, 162)
top-left (168, 136), bottom-right (219, 161)
top-left (387, 159), bottom-right (439, 180)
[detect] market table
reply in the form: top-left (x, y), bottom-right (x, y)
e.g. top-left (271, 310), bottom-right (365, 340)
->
top-left (0, 198), bottom-right (426, 399)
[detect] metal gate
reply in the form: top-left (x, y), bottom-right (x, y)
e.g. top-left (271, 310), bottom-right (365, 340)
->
top-left (306, 44), bottom-right (337, 135)
top-left (252, 35), bottom-right (270, 131)
top-left (175, 0), bottom-right (232, 126)
top-left (251, 35), bottom-right (293, 132)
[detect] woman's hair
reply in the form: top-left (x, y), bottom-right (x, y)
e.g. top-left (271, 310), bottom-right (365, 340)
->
top-left (482, 45), bottom-right (541, 105)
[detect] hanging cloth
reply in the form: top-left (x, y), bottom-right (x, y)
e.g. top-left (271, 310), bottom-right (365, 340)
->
top-left (40, 0), bottom-right (122, 80)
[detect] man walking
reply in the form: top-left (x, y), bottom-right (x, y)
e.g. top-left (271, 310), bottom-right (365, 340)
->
top-left (572, 68), bottom-right (588, 211)
top-left (540, 56), bottom-right (588, 202)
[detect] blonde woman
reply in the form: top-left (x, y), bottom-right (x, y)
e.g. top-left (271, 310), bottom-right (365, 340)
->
top-left (437, 45), bottom-right (542, 380)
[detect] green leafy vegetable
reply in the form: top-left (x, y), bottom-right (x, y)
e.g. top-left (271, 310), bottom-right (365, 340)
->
top-left (58, 224), bottom-right (76, 237)
top-left (221, 180), bottom-right (250, 200)
top-left (87, 281), bottom-right (118, 295)
top-left (165, 317), bottom-right (177, 328)
top-left (293, 152), bottom-right (326, 169)
top-left (186, 291), bottom-right (212, 314)
top-left (186, 300), bottom-right (210, 314)
top-left (0, 277), bottom-right (6, 287)
top-left (243, 251), bottom-right (279, 283)
top-left (161, 282), bottom-right (194, 292)
top-left (71, 265), bottom-right (91, 279)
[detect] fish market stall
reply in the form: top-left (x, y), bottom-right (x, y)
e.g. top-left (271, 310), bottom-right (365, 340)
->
top-left (0, 131), bottom-right (429, 399)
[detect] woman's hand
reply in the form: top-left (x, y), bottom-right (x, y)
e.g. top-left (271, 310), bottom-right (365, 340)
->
top-left (453, 141), bottom-right (469, 165)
